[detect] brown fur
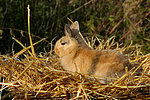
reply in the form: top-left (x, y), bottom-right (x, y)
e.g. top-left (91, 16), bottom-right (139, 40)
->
top-left (54, 21), bottom-right (132, 82)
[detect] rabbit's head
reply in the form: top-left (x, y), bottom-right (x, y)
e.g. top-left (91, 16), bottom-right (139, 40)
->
top-left (54, 21), bottom-right (86, 58)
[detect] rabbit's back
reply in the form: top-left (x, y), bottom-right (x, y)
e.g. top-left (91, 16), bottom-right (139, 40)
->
top-left (90, 50), bottom-right (131, 77)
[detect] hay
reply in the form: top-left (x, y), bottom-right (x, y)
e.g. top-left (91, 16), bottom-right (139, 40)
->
top-left (0, 38), bottom-right (150, 99)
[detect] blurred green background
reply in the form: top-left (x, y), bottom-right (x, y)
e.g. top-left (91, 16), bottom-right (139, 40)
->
top-left (0, 0), bottom-right (149, 54)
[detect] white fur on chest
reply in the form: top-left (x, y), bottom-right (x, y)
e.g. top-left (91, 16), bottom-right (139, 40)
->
top-left (61, 54), bottom-right (77, 72)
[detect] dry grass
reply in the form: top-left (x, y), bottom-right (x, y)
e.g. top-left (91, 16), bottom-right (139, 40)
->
top-left (0, 36), bottom-right (150, 99)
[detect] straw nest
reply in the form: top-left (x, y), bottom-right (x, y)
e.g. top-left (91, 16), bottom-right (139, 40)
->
top-left (0, 37), bottom-right (150, 99)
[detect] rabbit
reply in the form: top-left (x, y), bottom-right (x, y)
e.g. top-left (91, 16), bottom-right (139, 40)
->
top-left (54, 21), bottom-right (132, 83)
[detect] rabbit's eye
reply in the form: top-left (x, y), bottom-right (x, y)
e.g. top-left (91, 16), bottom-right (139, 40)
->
top-left (61, 42), bottom-right (66, 45)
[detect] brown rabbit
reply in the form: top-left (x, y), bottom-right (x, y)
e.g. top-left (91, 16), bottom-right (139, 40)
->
top-left (54, 21), bottom-right (131, 82)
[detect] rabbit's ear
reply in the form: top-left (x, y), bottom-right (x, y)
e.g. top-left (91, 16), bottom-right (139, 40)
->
top-left (70, 21), bottom-right (79, 31)
top-left (65, 24), bottom-right (72, 37)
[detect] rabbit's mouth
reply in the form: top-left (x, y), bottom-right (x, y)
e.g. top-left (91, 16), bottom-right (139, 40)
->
top-left (54, 46), bottom-right (60, 55)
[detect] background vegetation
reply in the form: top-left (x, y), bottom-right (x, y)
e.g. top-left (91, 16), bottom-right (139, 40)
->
top-left (0, 0), bottom-right (149, 54)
